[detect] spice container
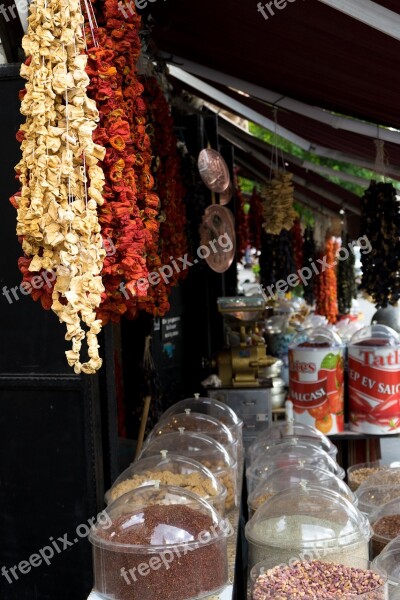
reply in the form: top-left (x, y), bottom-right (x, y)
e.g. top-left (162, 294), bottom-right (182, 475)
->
top-left (348, 461), bottom-right (387, 492)
top-left (105, 452), bottom-right (227, 516)
top-left (247, 420), bottom-right (337, 464)
top-left (90, 484), bottom-right (229, 600)
top-left (288, 327), bottom-right (345, 434)
top-left (248, 465), bottom-right (357, 518)
top-left (147, 411), bottom-right (239, 464)
top-left (370, 499), bottom-right (400, 558)
top-left (356, 469), bottom-right (400, 516)
top-left (249, 557), bottom-right (387, 600)
top-left (246, 440), bottom-right (345, 494)
top-left (160, 395), bottom-right (243, 445)
top-left (372, 535), bottom-right (400, 594)
top-left (245, 485), bottom-right (371, 570)
top-left (348, 325), bottom-right (400, 434)
top-left (139, 431), bottom-right (238, 512)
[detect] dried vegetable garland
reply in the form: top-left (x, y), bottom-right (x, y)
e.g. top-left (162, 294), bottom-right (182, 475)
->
top-left (315, 238), bottom-right (339, 324)
top-left (248, 187), bottom-right (263, 250)
top-left (302, 226), bottom-right (317, 306)
top-left (12, 0), bottom-right (106, 374)
top-left (235, 180), bottom-right (249, 260)
top-left (259, 229), bottom-right (296, 294)
top-left (292, 218), bottom-right (303, 272)
top-left (262, 171), bottom-right (297, 235)
top-left (360, 181), bottom-right (400, 307)
top-left (141, 75), bottom-right (188, 310)
top-left (338, 233), bottom-right (356, 315)
top-left (83, 3), bottom-right (158, 324)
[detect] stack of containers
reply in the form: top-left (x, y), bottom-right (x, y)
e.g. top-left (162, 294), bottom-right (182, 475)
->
top-left (355, 468), bottom-right (400, 517)
top-left (89, 397), bottom-right (243, 599)
top-left (373, 535), bottom-right (400, 596)
top-left (245, 408), bottom-right (388, 598)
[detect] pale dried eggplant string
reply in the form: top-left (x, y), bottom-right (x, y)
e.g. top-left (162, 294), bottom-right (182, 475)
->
top-left (15, 0), bottom-right (106, 374)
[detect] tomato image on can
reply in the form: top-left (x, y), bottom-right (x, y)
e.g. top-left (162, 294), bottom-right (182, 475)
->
top-left (348, 325), bottom-right (400, 435)
top-left (288, 327), bottom-right (345, 434)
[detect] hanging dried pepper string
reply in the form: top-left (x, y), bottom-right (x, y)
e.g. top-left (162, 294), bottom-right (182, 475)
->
top-left (315, 237), bottom-right (339, 324)
top-left (248, 187), bottom-right (263, 251)
top-left (292, 218), bottom-right (303, 272)
top-left (140, 75), bottom-right (188, 314)
top-left (235, 178), bottom-right (250, 261)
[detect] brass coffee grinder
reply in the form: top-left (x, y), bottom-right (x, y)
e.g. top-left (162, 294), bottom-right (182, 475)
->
top-left (214, 297), bottom-right (276, 387)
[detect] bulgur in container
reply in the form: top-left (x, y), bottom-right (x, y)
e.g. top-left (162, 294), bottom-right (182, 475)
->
top-left (356, 469), bottom-right (400, 517)
top-left (90, 484), bottom-right (229, 600)
top-left (348, 461), bottom-right (387, 492)
top-left (246, 440), bottom-right (345, 494)
top-left (248, 465), bottom-right (357, 518)
top-left (245, 485), bottom-right (371, 570)
top-left (105, 452), bottom-right (227, 516)
top-left (139, 431), bottom-right (238, 512)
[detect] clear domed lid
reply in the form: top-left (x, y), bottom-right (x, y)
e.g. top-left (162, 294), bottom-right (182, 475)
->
top-left (350, 324), bottom-right (400, 347)
top-left (246, 440), bottom-right (345, 483)
top-left (245, 485), bottom-right (371, 549)
top-left (248, 422), bottom-right (337, 463)
top-left (139, 431), bottom-right (236, 475)
top-left (105, 452), bottom-right (225, 505)
top-left (161, 396), bottom-right (243, 438)
top-left (290, 326), bottom-right (343, 349)
top-left (248, 465), bottom-right (356, 512)
top-left (373, 534), bottom-right (400, 586)
top-left (148, 412), bottom-right (235, 451)
top-left (355, 468), bottom-right (400, 515)
top-left (371, 498), bottom-right (400, 543)
top-left (90, 484), bottom-right (228, 553)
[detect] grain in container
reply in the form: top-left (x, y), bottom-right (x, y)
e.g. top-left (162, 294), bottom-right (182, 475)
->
top-left (245, 485), bottom-right (371, 570)
top-left (105, 452), bottom-right (227, 516)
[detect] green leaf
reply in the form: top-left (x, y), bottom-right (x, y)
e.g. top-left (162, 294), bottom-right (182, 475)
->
top-left (320, 353), bottom-right (339, 370)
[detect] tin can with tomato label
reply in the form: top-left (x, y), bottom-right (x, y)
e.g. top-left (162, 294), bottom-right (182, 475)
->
top-left (349, 325), bottom-right (400, 434)
top-left (288, 327), bottom-right (345, 434)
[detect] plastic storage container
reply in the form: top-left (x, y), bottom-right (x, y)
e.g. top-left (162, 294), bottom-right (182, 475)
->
top-left (90, 484), bottom-right (229, 600)
top-left (105, 452), bottom-right (227, 516)
top-left (247, 465), bottom-right (357, 518)
top-left (348, 325), bottom-right (400, 434)
top-left (347, 461), bottom-right (387, 492)
top-left (247, 420), bottom-right (338, 465)
top-left (139, 431), bottom-right (238, 512)
top-left (147, 411), bottom-right (239, 463)
top-left (372, 535), bottom-right (400, 595)
top-left (370, 499), bottom-right (400, 558)
top-left (245, 485), bottom-right (372, 570)
top-left (288, 327), bottom-right (345, 434)
top-left (356, 469), bottom-right (400, 517)
top-left (160, 396), bottom-right (243, 443)
top-left (249, 556), bottom-right (387, 600)
top-left (246, 440), bottom-right (345, 494)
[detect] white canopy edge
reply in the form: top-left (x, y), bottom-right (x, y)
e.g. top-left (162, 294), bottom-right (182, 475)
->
top-left (165, 56), bottom-right (400, 144)
top-left (316, 0), bottom-right (400, 42)
top-left (169, 65), bottom-right (400, 179)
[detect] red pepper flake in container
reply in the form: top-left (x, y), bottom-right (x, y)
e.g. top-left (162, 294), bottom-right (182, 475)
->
top-left (252, 560), bottom-right (386, 600)
top-left (90, 500), bottom-right (228, 600)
